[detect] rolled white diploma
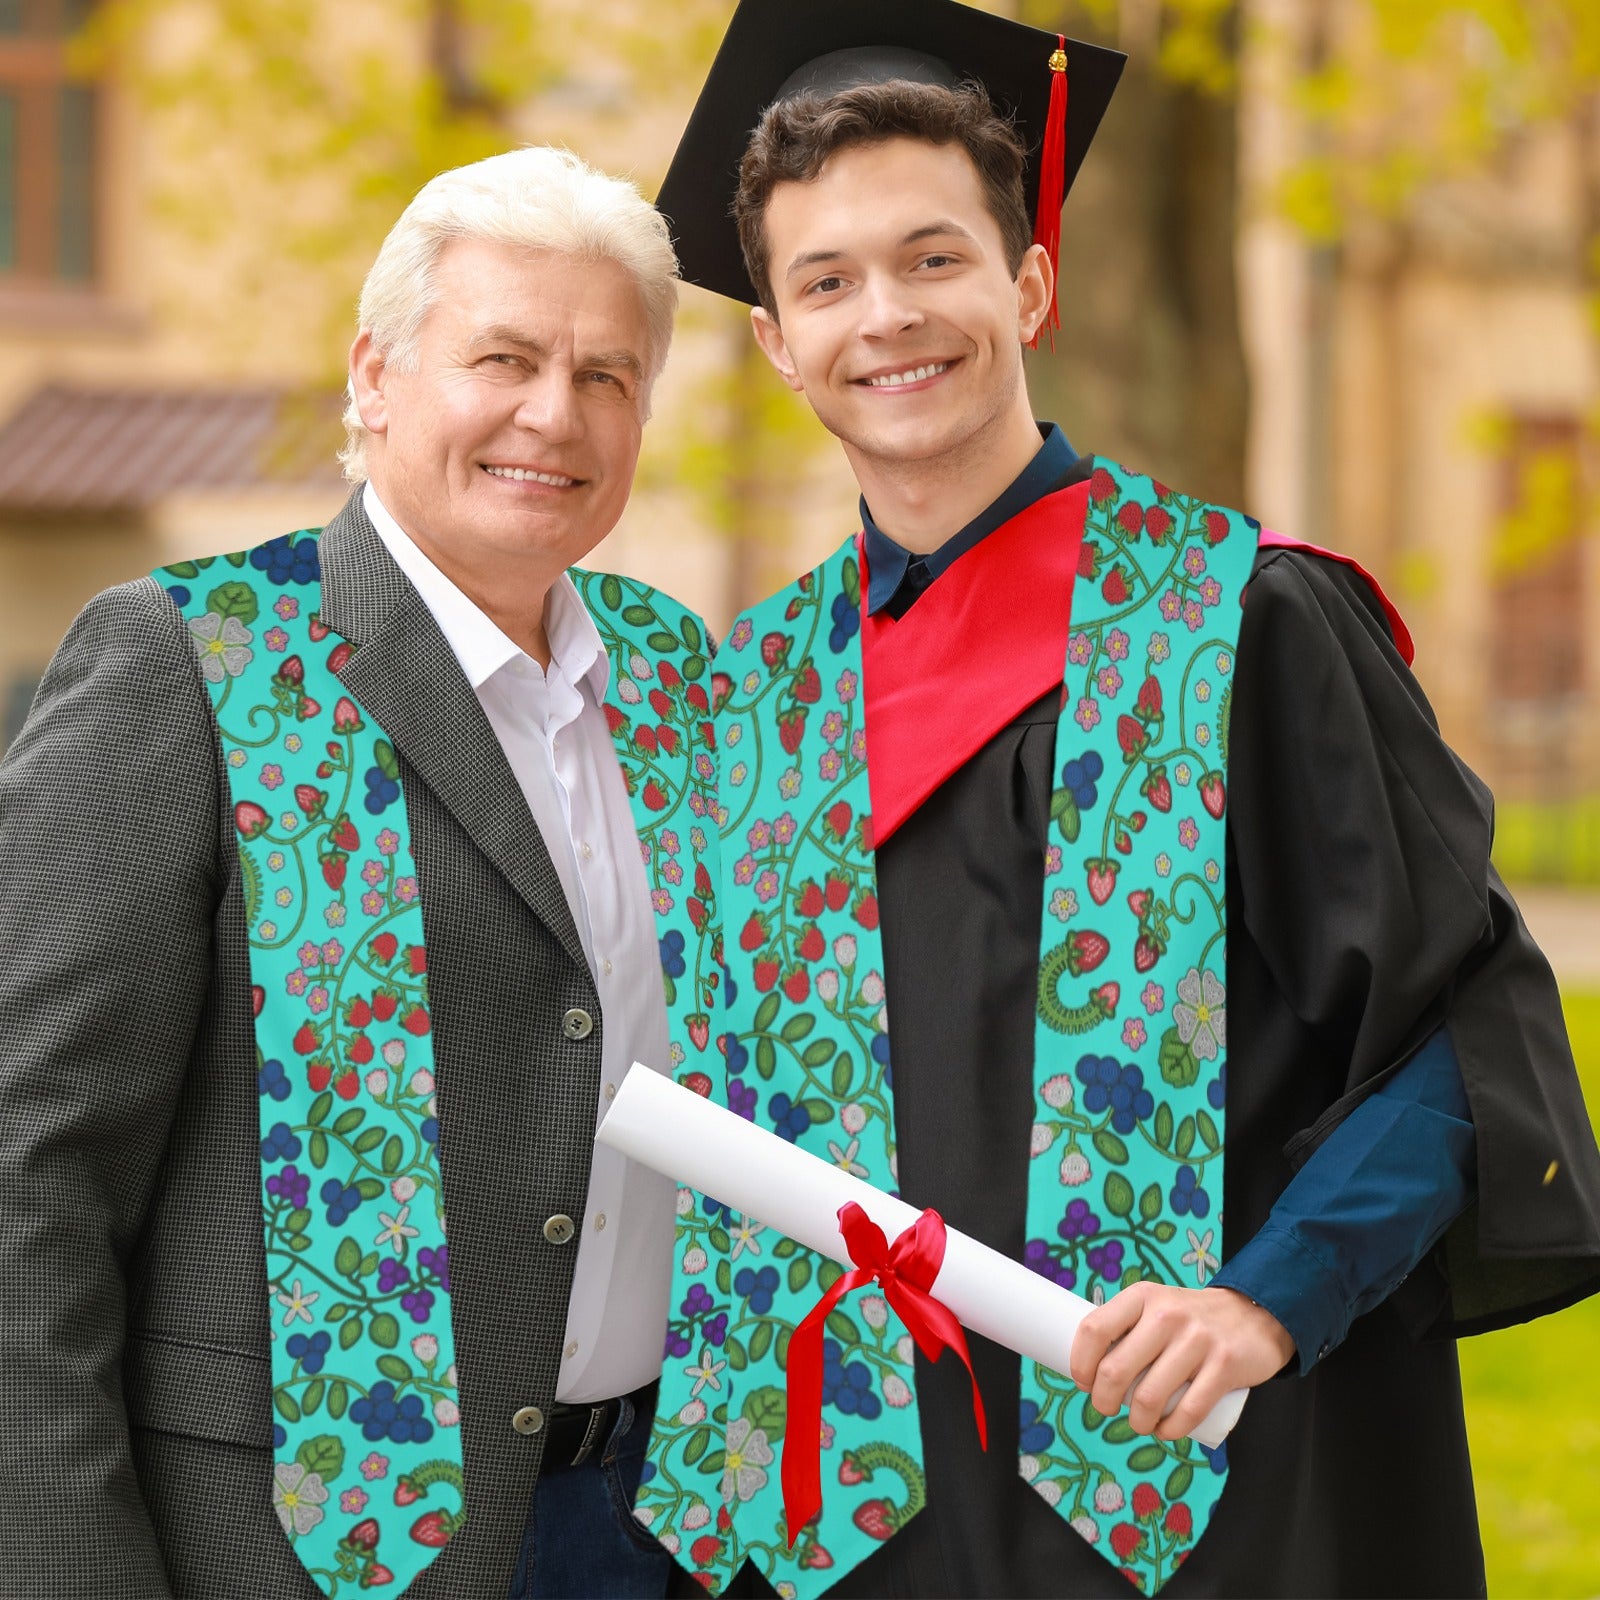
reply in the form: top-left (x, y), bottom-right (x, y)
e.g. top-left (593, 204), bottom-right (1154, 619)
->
top-left (598, 1063), bottom-right (1245, 1449)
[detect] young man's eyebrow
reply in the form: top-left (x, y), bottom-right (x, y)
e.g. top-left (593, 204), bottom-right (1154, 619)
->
top-left (783, 220), bottom-right (981, 281)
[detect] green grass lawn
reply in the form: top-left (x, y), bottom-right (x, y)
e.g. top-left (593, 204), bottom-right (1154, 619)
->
top-left (1460, 990), bottom-right (1600, 1596)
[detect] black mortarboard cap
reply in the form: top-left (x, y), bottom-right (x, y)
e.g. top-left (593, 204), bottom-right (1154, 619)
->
top-left (657, 0), bottom-right (1127, 310)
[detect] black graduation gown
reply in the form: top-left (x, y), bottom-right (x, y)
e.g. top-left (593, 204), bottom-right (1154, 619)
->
top-left (731, 543), bottom-right (1600, 1599)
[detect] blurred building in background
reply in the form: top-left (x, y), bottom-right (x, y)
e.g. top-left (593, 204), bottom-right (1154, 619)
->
top-left (2, 0), bottom-right (1597, 878)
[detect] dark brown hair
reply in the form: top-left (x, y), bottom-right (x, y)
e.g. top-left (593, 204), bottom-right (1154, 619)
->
top-left (735, 79), bottom-right (1032, 315)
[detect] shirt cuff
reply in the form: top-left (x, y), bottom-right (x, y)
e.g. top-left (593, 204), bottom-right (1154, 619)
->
top-left (1210, 1222), bottom-right (1350, 1374)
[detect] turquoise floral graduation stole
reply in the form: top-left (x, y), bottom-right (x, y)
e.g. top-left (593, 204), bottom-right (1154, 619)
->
top-left (642, 462), bottom-right (1257, 1597)
top-left (159, 537), bottom-right (722, 1598)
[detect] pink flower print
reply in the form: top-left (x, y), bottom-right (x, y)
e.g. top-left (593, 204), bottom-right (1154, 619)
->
top-left (661, 830), bottom-right (681, 856)
top-left (260, 763), bottom-right (285, 790)
top-left (836, 669), bottom-right (858, 703)
top-left (1148, 632), bottom-right (1171, 663)
top-left (661, 859), bottom-right (683, 885)
top-left (264, 626), bottom-right (289, 653)
top-left (729, 619), bottom-right (754, 651)
top-left (695, 752), bottom-right (714, 781)
top-left (298, 941), bottom-right (322, 970)
top-left (377, 829), bottom-right (400, 856)
top-left (1184, 546), bottom-right (1207, 577)
top-left (773, 813), bottom-right (797, 845)
top-left (747, 820), bottom-right (772, 849)
top-left (361, 859), bottom-right (386, 887)
top-left (1045, 845), bottom-right (1062, 875)
top-left (358, 1452), bottom-right (389, 1481)
top-left (850, 728), bottom-right (867, 762)
top-left (306, 985), bottom-right (331, 1014)
top-left (1200, 576), bottom-right (1222, 608)
top-left (651, 889), bottom-right (675, 914)
top-left (360, 890), bottom-right (383, 917)
top-left (1183, 599), bottom-right (1204, 632)
top-left (819, 749), bottom-right (842, 781)
top-left (340, 1488), bottom-right (368, 1515)
top-left (323, 902), bottom-right (346, 928)
top-left (1178, 817), bottom-right (1200, 850)
top-left (395, 877), bottom-right (419, 902)
top-left (284, 970), bottom-right (308, 996)
top-left (1141, 981), bottom-right (1165, 1014)
top-left (1122, 1018), bottom-right (1148, 1050)
top-left (753, 870), bottom-right (779, 904)
top-left (1159, 590), bottom-right (1182, 621)
top-left (1067, 632), bottom-right (1093, 667)
top-left (1074, 697), bottom-right (1101, 733)
top-left (821, 710), bottom-right (845, 745)
top-left (1096, 665), bottom-right (1123, 698)
top-left (1106, 629), bottom-right (1130, 661)
top-left (273, 595), bottom-right (300, 621)
top-left (689, 793), bottom-right (709, 819)
top-left (733, 853), bottom-right (756, 885)
top-left (321, 939), bottom-right (344, 965)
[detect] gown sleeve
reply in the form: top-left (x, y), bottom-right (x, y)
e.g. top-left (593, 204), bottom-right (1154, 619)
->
top-left (1227, 547), bottom-right (1600, 1337)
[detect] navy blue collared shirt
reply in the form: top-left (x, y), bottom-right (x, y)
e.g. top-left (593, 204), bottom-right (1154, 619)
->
top-left (861, 421), bottom-right (1477, 1369)
top-left (863, 423), bottom-right (1079, 618)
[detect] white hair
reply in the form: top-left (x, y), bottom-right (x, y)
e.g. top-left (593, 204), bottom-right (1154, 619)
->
top-left (339, 145), bottom-right (679, 482)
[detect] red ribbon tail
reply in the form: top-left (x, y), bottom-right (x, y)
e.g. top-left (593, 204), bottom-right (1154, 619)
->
top-left (781, 1270), bottom-right (871, 1547)
top-left (884, 1279), bottom-right (988, 1452)
top-left (1029, 37), bottom-right (1070, 353)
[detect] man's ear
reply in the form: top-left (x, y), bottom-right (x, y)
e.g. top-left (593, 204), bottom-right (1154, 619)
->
top-left (349, 330), bottom-right (390, 436)
top-left (1015, 243), bottom-right (1055, 346)
top-left (750, 305), bottom-right (805, 394)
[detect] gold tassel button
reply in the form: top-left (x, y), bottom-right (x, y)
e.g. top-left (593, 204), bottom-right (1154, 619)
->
top-left (1049, 47), bottom-right (1069, 72)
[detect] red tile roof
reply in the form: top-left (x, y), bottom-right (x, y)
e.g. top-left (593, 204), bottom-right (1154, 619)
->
top-left (0, 386), bottom-right (347, 512)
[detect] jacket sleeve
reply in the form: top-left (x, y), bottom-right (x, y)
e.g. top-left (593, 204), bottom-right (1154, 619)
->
top-left (0, 577), bottom-right (222, 1598)
top-left (1228, 548), bottom-right (1600, 1340)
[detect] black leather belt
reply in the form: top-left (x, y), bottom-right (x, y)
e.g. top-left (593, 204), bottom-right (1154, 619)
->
top-left (543, 1379), bottom-right (658, 1470)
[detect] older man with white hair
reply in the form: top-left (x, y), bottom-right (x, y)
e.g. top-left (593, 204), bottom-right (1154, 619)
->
top-left (0, 147), bottom-right (721, 1599)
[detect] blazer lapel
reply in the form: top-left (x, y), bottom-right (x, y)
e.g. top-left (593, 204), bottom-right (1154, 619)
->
top-left (315, 491), bottom-right (590, 973)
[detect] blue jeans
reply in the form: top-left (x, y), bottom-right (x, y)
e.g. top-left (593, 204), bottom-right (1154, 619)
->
top-left (509, 1388), bottom-right (674, 1599)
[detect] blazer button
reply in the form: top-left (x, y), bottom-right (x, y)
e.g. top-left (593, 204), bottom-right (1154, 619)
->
top-left (512, 1405), bottom-right (545, 1436)
top-left (561, 1007), bottom-right (594, 1041)
top-left (543, 1214), bottom-right (576, 1245)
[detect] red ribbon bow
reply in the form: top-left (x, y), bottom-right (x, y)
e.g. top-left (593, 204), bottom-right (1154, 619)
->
top-left (782, 1202), bottom-right (988, 1546)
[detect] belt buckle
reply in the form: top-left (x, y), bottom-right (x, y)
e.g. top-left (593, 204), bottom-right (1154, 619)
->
top-left (568, 1401), bottom-right (607, 1468)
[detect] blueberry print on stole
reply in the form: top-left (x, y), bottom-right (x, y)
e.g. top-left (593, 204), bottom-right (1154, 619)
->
top-left (570, 569), bottom-right (743, 1591)
top-left (684, 547), bottom-right (919, 1597)
top-left (160, 534), bottom-right (462, 1599)
top-left (1024, 462), bottom-right (1255, 1594)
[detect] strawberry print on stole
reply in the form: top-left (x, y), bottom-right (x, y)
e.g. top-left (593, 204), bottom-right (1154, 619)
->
top-left (571, 570), bottom-right (746, 1590)
top-left (162, 535), bottom-right (463, 1598)
top-left (1022, 463), bottom-right (1254, 1593)
top-left (161, 540), bottom-right (727, 1598)
top-left (678, 463), bottom-right (1257, 1599)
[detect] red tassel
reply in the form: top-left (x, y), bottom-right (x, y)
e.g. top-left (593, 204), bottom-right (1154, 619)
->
top-left (1029, 37), bottom-right (1069, 352)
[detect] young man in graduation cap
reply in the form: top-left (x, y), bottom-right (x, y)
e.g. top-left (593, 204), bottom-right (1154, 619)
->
top-left (632, 2), bottom-right (1600, 1596)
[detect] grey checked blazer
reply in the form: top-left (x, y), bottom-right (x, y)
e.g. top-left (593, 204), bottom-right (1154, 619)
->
top-left (0, 494), bottom-right (637, 1597)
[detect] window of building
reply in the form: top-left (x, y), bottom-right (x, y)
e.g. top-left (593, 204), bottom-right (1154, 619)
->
top-left (1489, 415), bottom-right (1589, 706)
top-left (0, 0), bottom-right (97, 284)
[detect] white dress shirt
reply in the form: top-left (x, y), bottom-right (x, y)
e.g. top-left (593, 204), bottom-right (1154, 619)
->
top-left (364, 483), bottom-right (675, 1403)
